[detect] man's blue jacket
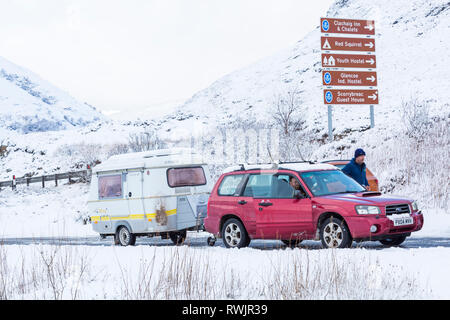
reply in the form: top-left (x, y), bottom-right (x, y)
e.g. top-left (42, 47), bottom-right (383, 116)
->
top-left (342, 158), bottom-right (369, 187)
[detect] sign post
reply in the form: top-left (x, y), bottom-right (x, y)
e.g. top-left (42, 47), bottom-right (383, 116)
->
top-left (321, 17), bottom-right (378, 141)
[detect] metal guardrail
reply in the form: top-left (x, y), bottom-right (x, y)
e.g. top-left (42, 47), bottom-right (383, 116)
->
top-left (0, 170), bottom-right (91, 190)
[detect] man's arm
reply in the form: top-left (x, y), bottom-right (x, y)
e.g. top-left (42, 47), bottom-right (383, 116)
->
top-left (342, 163), bottom-right (352, 176)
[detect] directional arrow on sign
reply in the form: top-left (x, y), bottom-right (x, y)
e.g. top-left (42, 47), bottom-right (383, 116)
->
top-left (365, 58), bottom-right (375, 65)
top-left (366, 75), bottom-right (376, 82)
top-left (364, 25), bottom-right (374, 31)
top-left (364, 42), bottom-right (374, 49)
top-left (369, 93), bottom-right (378, 100)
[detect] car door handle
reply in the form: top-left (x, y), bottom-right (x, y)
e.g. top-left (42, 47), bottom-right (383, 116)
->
top-left (238, 200), bottom-right (247, 205)
top-left (258, 202), bottom-right (273, 207)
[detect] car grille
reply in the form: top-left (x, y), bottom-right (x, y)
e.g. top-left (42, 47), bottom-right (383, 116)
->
top-left (385, 204), bottom-right (411, 215)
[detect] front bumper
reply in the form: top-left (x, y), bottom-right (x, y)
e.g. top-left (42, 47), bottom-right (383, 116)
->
top-left (346, 211), bottom-right (424, 241)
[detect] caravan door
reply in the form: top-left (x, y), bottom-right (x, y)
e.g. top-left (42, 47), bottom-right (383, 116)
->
top-left (125, 171), bottom-right (146, 231)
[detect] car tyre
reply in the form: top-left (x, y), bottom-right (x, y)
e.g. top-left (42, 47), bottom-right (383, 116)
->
top-left (169, 229), bottom-right (187, 245)
top-left (379, 235), bottom-right (407, 247)
top-left (117, 226), bottom-right (136, 246)
top-left (222, 218), bottom-right (249, 249)
top-left (320, 217), bottom-right (352, 248)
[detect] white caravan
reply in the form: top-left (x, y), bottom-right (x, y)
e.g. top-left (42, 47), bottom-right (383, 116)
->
top-left (88, 148), bottom-right (212, 246)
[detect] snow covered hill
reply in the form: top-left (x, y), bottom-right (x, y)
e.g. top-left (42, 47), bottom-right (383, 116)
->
top-left (159, 0), bottom-right (450, 135)
top-left (0, 56), bottom-right (106, 133)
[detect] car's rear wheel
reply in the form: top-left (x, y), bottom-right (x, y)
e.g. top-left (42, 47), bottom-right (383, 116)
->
top-left (320, 217), bottom-right (352, 248)
top-left (169, 229), bottom-right (187, 245)
top-left (116, 226), bottom-right (136, 246)
top-left (222, 218), bottom-right (249, 248)
top-left (379, 235), bottom-right (407, 247)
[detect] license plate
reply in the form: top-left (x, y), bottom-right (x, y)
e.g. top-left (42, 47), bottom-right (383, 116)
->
top-left (393, 217), bottom-right (413, 226)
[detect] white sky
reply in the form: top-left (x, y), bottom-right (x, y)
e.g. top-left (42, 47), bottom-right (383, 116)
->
top-left (0, 0), bottom-right (333, 114)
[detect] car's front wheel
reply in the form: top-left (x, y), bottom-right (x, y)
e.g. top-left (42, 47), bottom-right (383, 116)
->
top-left (222, 218), bottom-right (249, 248)
top-left (320, 217), bottom-right (352, 248)
top-left (379, 235), bottom-right (407, 247)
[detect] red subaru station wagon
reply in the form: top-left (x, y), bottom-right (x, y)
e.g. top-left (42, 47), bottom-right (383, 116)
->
top-left (204, 163), bottom-right (423, 249)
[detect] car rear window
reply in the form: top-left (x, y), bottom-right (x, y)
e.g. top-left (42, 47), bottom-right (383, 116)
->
top-left (167, 167), bottom-right (206, 188)
top-left (218, 174), bottom-right (245, 196)
top-left (98, 174), bottom-right (122, 199)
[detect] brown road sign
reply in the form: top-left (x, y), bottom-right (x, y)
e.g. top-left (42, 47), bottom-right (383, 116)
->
top-left (322, 53), bottom-right (376, 68)
top-left (324, 89), bottom-right (379, 105)
top-left (321, 36), bottom-right (375, 52)
top-left (321, 18), bottom-right (375, 35)
top-left (323, 71), bottom-right (377, 86)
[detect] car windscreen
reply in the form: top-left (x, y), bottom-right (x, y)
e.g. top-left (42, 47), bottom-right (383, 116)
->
top-left (300, 170), bottom-right (365, 196)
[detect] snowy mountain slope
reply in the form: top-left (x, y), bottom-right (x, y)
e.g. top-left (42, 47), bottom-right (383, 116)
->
top-left (158, 0), bottom-right (450, 136)
top-left (0, 56), bottom-right (106, 133)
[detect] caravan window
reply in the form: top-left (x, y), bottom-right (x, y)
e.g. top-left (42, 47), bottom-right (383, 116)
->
top-left (167, 167), bottom-right (206, 188)
top-left (98, 174), bottom-right (122, 199)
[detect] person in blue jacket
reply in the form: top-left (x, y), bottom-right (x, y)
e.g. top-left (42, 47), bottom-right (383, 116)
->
top-left (342, 148), bottom-right (370, 189)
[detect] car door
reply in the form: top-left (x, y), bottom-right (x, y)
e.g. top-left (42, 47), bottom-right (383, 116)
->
top-left (245, 172), bottom-right (312, 240)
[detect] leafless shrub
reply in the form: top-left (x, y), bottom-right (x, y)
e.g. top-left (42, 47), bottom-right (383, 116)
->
top-left (373, 114), bottom-right (450, 210)
top-left (273, 89), bottom-right (305, 136)
top-left (106, 143), bottom-right (129, 158)
top-left (271, 89), bottom-right (317, 161)
top-left (401, 99), bottom-right (431, 141)
top-left (55, 142), bottom-right (103, 167)
top-left (128, 129), bottom-right (167, 152)
top-left (0, 243), bottom-right (91, 300)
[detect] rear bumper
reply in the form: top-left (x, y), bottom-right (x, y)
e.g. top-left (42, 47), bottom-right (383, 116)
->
top-left (346, 211), bottom-right (424, 241)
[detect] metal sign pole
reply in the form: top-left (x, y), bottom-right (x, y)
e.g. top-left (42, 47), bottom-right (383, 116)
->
top-left (370, 105), bottom-right (375, 128)
top-left (328, 105), bottom-right (333, 141)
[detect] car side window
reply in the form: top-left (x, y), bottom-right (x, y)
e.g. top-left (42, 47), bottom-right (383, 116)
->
top-left (243, 174), bottom-right (273, 198)
top-left (276, 174), bottom-right (307, 199)
top-left (218, 174), bottom-right (245, 196)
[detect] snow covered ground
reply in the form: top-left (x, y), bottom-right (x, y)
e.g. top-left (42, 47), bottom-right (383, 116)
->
top-left (0, 182), bottom-right (449, 299)
top-left (0, 235), bottom-right (449, 299)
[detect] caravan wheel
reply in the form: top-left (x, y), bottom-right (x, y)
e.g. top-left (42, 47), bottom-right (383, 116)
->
top-left (117, 226), bottom-right (136, 246)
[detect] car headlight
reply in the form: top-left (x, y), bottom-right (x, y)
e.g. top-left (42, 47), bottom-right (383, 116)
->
top-left (411, 201), bottom-right (419, 211)
top-left (355, 205), bottom-right (381, 215)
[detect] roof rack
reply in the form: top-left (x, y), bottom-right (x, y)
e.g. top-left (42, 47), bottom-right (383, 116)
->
top-left (279, 160), bottom-right (317, 165)
top-left (321, 159), bottom-right (351, 163)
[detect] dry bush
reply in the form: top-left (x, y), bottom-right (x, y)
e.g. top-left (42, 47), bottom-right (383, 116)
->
top-left (401, 99), bottom-right (431, 141)
top-left (374, 114), bottom-right (450, 210)
top-left (0, 243), bottom-right (91, 300)
top-left (128, 129), bottom-right (167, 152)
top-left (55, 142), bottom-right (103, 168)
